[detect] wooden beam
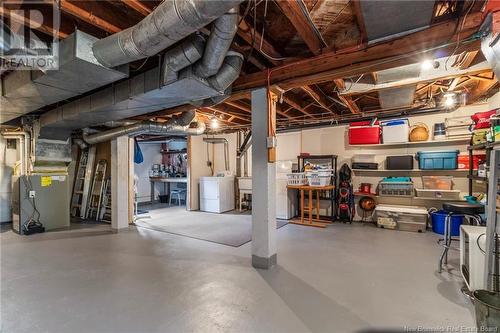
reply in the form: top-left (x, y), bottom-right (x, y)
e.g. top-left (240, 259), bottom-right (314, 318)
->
top-left (224, 100), bottom-right (251, 114)
top-left (468, 75), bottom-right (498, 105)
top-left (458, 50), bottom-right (479, 69)
top-left (338, 95), bottom-right (361, 114)
top-left (351, 0), bottom-right (368, 44)
top-left (301, 85), bottom-right (336, 114)
top-left (233, 12), bottom-right (483, 92)
top-left (237, 19), bottom-right (282, 66)
top-left (448, 77), bottom-right (461, 91)
top-left (204, 106), bottom-right (250, 122)
top-left (275, 0), bottom-right (326, 55)
top-left (0, 6), bottom-right (69, 39)
top-left (281, 94), bottom-right (316, 118)
top-left (122, 0), bottom-right (152, 16)
top-left (56, 0), bottom-right (122, 34)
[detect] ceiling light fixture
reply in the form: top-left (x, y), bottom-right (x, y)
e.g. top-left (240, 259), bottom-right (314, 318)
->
top-left (421, 59), bottom-right (439, 71)
top-left (210, 117), bottom-right (219, 129)
top-left (443, 93), bottom-right (456, 108)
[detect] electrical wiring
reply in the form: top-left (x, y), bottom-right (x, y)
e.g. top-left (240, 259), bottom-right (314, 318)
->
top-left (258, 0), bottom-right (289, 62)
top-left (445, 0), bottom-right (476, 70)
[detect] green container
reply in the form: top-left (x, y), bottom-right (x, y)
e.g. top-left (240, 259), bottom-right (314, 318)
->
top-left (474, 290), bottom-right (500, 330)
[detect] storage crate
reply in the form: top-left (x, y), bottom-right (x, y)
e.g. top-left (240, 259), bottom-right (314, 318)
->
top-left (416, 150), bottom-right (459, 170)
top-left (378, 181), bottom-right (414, 197)
top-left (348, 121), bottom-right (380, 145)
top-left (386, 155), bottom-right (414, 170)
top-left (381, 119), bottom-right (409, 143)
top-left (306, 171), bottom-right (331, 187)
top-left (287, 173), bottom-right (307, 186)
top-left (458, 154), bottom-right (486, 170)
top-left (422, 176), bottom-right (453, 190)
top-left (374, 205), bottom-right (428, 233)
top-left (415, 188), bottom-right (461, 200)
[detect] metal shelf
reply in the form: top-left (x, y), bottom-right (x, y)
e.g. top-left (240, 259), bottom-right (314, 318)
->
top-left (348, 138), bottom-right (469, 149)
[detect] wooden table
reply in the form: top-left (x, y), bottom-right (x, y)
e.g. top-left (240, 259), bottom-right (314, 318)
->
top-left (287, 184), bottom-right (335, 228)
top-left (149, 177), bottom-right (187, 203)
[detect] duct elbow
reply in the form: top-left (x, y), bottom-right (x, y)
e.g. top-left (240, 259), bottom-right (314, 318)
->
top-left (162, 34), bottom-right (206, 85)
top-left (92, 0), bottom-right (243, 68)
top-left (207, 52), bottom-right (244, 92)
top-left (186, 118), bottom-right (207, 136)
top-left (194, 7), bottom-right (240, 78)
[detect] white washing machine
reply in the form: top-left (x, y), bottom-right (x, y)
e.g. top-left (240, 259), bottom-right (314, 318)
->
top-left (199, 176), bottom-right (235, 213)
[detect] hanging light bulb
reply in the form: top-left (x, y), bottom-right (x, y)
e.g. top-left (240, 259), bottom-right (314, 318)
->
top-left (443, 93), bottom-right (456, 108)
top-left (210, 117), bottom-right (219, 129)
top-left (421, 59), bottom-right (434, 71)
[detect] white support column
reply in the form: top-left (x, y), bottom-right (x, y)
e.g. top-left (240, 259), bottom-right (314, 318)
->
top-left (111, 135), bottom-right (131, 231)
top-left (251, 88), bottom-right (277, 269)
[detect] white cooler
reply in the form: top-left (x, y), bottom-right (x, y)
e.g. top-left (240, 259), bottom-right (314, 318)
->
top-left (374, 204), bottom-right (428, 233)
top-left (381, 119), bottom-right (409, 143)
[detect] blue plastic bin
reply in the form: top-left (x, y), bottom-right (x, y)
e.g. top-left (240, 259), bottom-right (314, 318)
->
top-left (416, 150), bottom-right (459, 170)
top-left (431, 210), bottom-right (464, 236)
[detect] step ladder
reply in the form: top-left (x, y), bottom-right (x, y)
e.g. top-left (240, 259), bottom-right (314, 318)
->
top-left (86, 160), bottom-right (107, 220)
top-left (70, 146), bottom-right (96, 218)
top-left (99, 177), bottom-right (112, 223)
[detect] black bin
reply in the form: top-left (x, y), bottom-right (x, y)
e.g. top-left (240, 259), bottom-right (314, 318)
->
top-left (386, 155), bottom-right (414, 170)
top-left (158, 194), bottom-right (169, 203)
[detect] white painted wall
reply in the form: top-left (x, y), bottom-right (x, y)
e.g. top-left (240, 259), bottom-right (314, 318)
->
top-left (134, 142), bottom-right (163, 203)
top-left (203, 93), bottom-right (499, 218)
top-left (188, 135), bottom-right (212, 210)
top-left (0, 136), bottom-right (18, 223)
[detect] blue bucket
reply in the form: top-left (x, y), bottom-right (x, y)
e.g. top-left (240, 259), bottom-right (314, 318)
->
top-left (431, 210), bottom-right (464, 236)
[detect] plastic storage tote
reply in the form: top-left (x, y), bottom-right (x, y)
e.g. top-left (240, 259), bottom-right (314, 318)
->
top-left (416, 150), bottom-right (459, 169)
top-left (348, 121), bottom-right (380, 145)
top-left (374, 205), bottom-right (428, 233)
top-left (381, 119), bottom-right (409, 143)
top-left (458, 154), bottom-right (486, 170)
top-left (415, 188), bottom-right (461, 200)
top-left (378, 181), bottom-right (413, 197)
top-left (471, 109), bottom-right (497, 129)
top-left (431, 210), bottom-right (464, 236)
top-left (422, 176), bottom-right (453, 190)
top-left (386, 155), bottom-right (414, 170)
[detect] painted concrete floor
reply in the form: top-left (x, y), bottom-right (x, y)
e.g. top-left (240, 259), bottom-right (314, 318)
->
top-left (1, 220), bottom-right (474, 333)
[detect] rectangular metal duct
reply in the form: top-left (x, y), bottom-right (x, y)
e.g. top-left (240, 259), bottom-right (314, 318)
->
top-left (0, 30), bottom-right (129, 124)
top-left (360, 1), bottom-right (434, 42)
top-left (481, 31), bottom-right (500, 80)
top-left (39, 64), bottom-right (225, 132)
top-left (378, 85), bottom-right (417, 110)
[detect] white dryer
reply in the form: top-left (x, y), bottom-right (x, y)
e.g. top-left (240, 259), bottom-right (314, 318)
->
top-left (199, 176), bottom-right (235, 213)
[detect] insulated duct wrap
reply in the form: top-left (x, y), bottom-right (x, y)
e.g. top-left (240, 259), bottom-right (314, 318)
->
top-left (92, 0), bottom-right (243, 68)
top-left (194, 7), bottom-right (240, 78)
top-left (162, 34), bottom-right (206, 84)
top-left (207, 52), bottom-right (244, 92)
top-left (82, 111), bottom-right (205, 145)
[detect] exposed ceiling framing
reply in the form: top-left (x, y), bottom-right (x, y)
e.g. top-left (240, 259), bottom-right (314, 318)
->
top-left (2, 0), bottom-right (497, 132)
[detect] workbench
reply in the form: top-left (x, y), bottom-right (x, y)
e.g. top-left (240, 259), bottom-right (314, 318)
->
top-left (287, 184), bottom-right (336, 228)
top-left (149, 177), bottom-right (187, 203)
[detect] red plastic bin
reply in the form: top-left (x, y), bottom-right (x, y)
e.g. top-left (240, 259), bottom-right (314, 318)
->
top-left (471, 109), bottom-right (497, 129)
top-left (348, 121), bottom-right (381, 145)
top-left (457, 154), bottom-right (487, 170)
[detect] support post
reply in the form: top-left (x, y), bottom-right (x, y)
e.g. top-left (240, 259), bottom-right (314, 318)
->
top-left (111, 135), bottom-right (131, 231)
top-left (251, 88), bottom-right (277, 269)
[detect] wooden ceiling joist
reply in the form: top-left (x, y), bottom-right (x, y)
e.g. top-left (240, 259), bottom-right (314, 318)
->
top-left (122, 0), bottom-right (152, 16)
top-left (301, 85), bottom-right (336, 114)
top-left (0, 6), bottom-right (68, 39)
top-left (237, 19), bottom-right (283, 66)
top-left (281, 94), bottom-right (316, 119)
top-left (55, 0), bottom-right (122, 34)
top-left (276, 0), bottom-right (327, 55)
top-left (333, 79), bottom-right (360, 113)
top-left (233, 12), bottom-right (483, 92)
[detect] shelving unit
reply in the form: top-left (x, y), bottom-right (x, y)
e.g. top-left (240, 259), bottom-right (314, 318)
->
top-left (348, 138), bottom-right (469, 149)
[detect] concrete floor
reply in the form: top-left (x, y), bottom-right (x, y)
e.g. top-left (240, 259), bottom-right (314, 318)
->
top-left (1, 220), bottom-right (474, 332)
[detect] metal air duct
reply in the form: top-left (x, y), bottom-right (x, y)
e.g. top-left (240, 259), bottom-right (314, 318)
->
top-left (82, 111), bottom-right (206, 145)
top-left (92, 0), bottom-right (243, 68)
top-left (194, 7), bottom-right (240, 78)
